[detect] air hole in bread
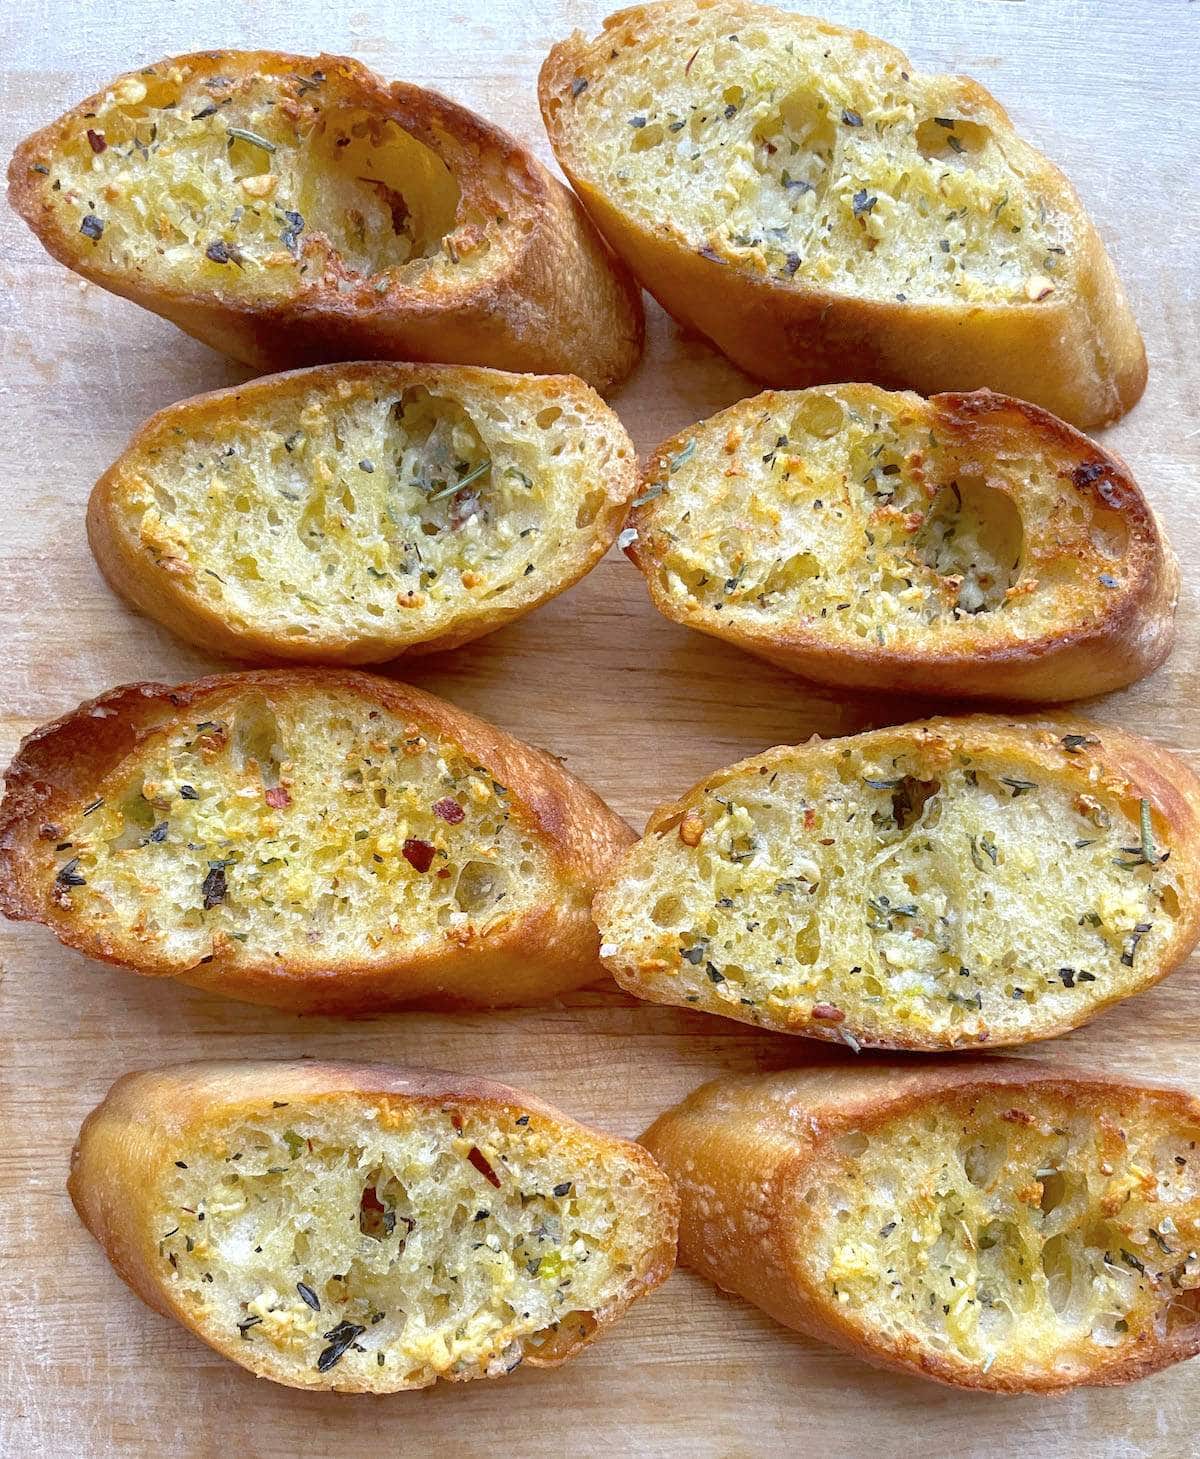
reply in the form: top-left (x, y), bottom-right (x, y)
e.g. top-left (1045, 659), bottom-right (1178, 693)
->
top-left (913, 474), bottom-right (1023, 614)
top-left (454, 860), bottom-right (509, 916)
top-left (748, 86), bottom-right (835, 224)
top-left (392, 385), bottom-right (494, 512)
top-left (304, 109), bottom-right (460, 271)
top-left (1089, 507), bottom-right (1130, 561)
top-left (232, 696), bottom-right (284, 786)
top-left (890, 776), bottom-right (940, 831)
top-left (631, 121), bottom-right (665, 151)
top-left (789, 393), bottom-right (844, 439)
top-left (575, 489), bottom-right (607, 528)
top-left (915, 116), bottom-right (992, 163)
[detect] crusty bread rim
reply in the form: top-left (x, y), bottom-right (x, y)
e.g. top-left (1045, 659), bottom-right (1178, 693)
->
top-left (596, 713), bottom-right (1200, 1049)
top-left (86, 361), bottom-right (640, 663)
top-left (642, 1059), bottom-right (1200, 1392)
top-left (628, 388), bottom-right (1178, 702)
top-left (0, 670), bottom-right (635, 1009)
top-left (9, 50), bottom-right (645, 389)
top-left (69, 1059), bottom-right (679, 1391)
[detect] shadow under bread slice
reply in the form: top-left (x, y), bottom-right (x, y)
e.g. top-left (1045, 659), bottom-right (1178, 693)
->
top-left (87, 363), bottom-right (637, 663)
top-left (0, 669), bottom-right (634, 1011)
top-left (594, 715), bottom-right (1200, 1050)
top-left (70, 1060), bottom-right (677, 1391)
top-left (625, 385), bottom-right (1176, 702)
top-left (642, 1062), bottom-right (1200, 1391)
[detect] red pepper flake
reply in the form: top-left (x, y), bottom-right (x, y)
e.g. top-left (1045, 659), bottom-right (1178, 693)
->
top-left (811, 1003), bottom-right (845, 1023)
top-left (86, 128), bottom-right (107, 153)
top-left (468, 1146), bottom-right (502, 1188)
top-left (402, 837), bottom-right (435, 872)
top-left (684, 46), bottom-right (700, 75)
top-left (432, 797), bottom-right (465, 824)
top-left (264, 786), bottom-right (291, 809)
top-left (1001, 1108), bottom-right (1033, 1125)
top-left (803, 808), bottom-right (817, 831)
top-left (450, 1112), bottom-right (464, 1133)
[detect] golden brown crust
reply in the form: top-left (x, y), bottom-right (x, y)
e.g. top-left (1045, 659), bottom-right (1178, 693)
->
top-left (86, 362), bottom-right (639, 664)
top-left (596, 713), bottom-right (1200, 1048)
top-left (69, 1059), bottom-right (678, 1391)
top-left (641, 1060), bottom-right (1200, 1392)
top-left (540, 1), bottom-right (1146, 427)
top-left (10, 51), bottom-right (644, 392)
top-left (628, 387), bottom-right (1178, 702)
top-left (0, 670), bottom-right (635, 1011)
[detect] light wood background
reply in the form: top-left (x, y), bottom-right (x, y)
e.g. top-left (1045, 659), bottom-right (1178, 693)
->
top-left (2, 2), bottom-right (1199, 1455)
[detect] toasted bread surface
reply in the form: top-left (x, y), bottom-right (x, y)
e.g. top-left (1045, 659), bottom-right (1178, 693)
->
top-left (69, 1060), bottom-right (678, 1391)
top-left (540, 0), bottom-right (1145, 425)
top-left (9, 51), bottom-right (644, 390)
top-left (642, 1062), bottom-right (1200, 1391)
top-left (595, 715), bottom-right (1200, 1049)
top-left (87, 363), bottom-right (637, 663)
top-left (0, 670), bottom-right (634, 1011)
top-left (627, 385), bottom-right (1177, 701)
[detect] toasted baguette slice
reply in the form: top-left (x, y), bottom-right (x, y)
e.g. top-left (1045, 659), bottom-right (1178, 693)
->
top-left (642, 1062), bottom-right (1200, 1391)
top-left (8, 52), bottom-right (643, 392)
top-left (594, 715), bottom-right (1200, 1050)
top-left (87, 363), bottom-right (638, 663)
top-left (626, 385), bottom-right (1177, 701)
top-left (0, 670), bottom-right (634, 1012)
top-left (540, 0), bottom-right (1145, 426)
top-left (70, 1060), bottom-right (678, 1391)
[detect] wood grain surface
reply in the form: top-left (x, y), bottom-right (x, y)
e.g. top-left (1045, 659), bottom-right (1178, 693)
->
top-left (2, 2), bottom-right (1199, 1455)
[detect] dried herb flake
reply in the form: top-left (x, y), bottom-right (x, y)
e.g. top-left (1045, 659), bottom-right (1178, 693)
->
top-left (201, 862), bottom-right (227, 909)
top-left (316, 1321), bottom-right (366, 1372)
top-left (226, 126), bottom-right (276, 153)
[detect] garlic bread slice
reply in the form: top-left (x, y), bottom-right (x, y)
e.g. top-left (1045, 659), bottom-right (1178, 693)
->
top-left (0, 671), bottom-right (634, 1011)
top-left (541, 0), bottom-right (1145, 426)
top-left (70, 1061), bottom-right (677, 1391)
top-left (9, 51), bottom-right (643, 390)
top-left (627, 385), bottom-right (1176, 701)
top-left (643, 1062), bottom-right (1200, 1391)
top-left (594, 716), bottom-right (1200, 1049)
top-left (88, 364), bottom-right (637, 663)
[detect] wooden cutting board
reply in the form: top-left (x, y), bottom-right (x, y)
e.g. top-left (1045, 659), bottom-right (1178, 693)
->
top-left (2, 2), bottom-right (1198, 1454)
